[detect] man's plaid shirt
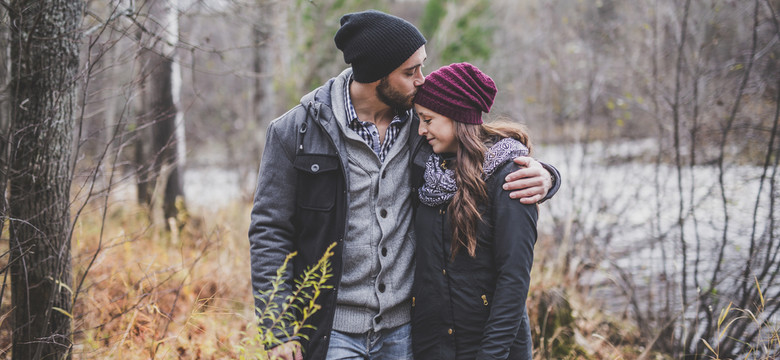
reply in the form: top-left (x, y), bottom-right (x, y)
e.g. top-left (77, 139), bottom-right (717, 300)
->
top-left (344, 77), bottom-right (411, 162)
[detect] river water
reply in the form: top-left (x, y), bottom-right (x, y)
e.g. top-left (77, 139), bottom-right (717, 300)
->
top-left (535, 140), bottom-right (778, 320)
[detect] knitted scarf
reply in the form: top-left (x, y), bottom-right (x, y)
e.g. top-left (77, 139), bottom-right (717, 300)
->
top-left (418, 137), bottom-right (529, 207)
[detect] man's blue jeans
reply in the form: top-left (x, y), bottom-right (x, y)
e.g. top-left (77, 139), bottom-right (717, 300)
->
top-left (325, 323), bottom-right (413, 360)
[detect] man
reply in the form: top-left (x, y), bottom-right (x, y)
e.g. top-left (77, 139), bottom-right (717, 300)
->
top-left (249, 10), bottom-right (560, 360)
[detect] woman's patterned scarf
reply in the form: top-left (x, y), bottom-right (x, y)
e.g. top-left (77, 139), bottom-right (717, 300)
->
top-left (418, 137), bottom-right (529, 207)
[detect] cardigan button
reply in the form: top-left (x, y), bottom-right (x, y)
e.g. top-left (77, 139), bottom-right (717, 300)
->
top-left (381, 247), bottom-right (388, 256)
top-left (378, 283), bottom-right (386, 293)
top-left (380, 209), bottom-right (388, 218)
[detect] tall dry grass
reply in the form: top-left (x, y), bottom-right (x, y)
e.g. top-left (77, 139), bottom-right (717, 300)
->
top-left (0, 199), bottom-right (652, 359)
top-left (66, 200), bottom-right (258, 359)
top-left (2, 198), bottom-right (774, 359)
top-left (526, 231), bottom-right (661, 360)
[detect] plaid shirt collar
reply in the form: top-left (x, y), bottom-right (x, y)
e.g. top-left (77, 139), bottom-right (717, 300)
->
top-left (344, 75), bottom-right (411, 162)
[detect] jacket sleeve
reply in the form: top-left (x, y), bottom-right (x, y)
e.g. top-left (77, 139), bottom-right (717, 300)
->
top-left (478, 162), bottom-right (539, 359)
top-left (539, 161), bottom-right (561, 202)
top-left (248, 115), bottom-right (299, 343)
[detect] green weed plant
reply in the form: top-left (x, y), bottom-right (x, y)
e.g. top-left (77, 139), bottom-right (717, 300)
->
top-left (238, 242), bottom-right (336, 360)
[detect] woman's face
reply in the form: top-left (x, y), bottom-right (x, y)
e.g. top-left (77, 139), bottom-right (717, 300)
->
top-left (415, 104), bottom-right (458, 154)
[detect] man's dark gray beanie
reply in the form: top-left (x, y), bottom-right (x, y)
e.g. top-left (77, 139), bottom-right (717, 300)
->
top-left (334, 10), bottom-right (426, 83)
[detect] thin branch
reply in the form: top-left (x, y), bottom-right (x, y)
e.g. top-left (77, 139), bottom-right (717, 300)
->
top-left (670, 0), bottom-right (692, 351)
top-left (701, 0), bottom-right (761, 356)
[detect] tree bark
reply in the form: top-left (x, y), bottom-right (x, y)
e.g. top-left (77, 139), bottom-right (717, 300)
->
top-left (0, 5), bottom-right (11, 238)
top-left (7, 0), bottom-right (83, 358)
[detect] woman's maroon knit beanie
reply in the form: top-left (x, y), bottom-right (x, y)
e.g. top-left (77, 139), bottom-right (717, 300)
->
top-left (414, 62), bottom-right (497, 124)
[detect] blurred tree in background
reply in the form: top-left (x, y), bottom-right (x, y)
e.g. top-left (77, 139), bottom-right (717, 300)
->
top-left (133, 0), bottom-right (187, 227)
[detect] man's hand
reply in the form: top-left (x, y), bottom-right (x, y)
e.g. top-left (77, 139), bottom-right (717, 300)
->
top-left (268, 341), bottom-right (303, 360)
top-left (502, 156), bottom-right (552, 204)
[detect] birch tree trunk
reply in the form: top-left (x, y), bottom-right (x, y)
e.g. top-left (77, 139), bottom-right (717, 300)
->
top-left (7, 0), bottom-right (82, 358)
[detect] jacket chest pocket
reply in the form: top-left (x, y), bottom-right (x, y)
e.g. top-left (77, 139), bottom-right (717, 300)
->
top-left (294, 154), bottom-right (340, 211)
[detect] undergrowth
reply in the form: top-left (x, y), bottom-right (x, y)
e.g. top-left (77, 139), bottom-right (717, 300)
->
top-left (1, 200), bottom-right (776, 359)
top-left (68, 200), bottom-right (255, 359)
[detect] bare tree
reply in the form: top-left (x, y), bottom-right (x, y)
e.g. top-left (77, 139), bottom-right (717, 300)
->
top-left (0, 5), bottom-right (10, 239)
top-left (6, 0), bottom-right (83, 358)
top-left (133, 0), bottom-right (186, 225)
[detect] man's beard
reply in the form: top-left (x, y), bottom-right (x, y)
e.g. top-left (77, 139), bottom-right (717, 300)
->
top-left (377, 77), bottom-right (415, 110)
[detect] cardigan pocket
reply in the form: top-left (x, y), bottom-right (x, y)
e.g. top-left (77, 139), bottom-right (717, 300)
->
top-left (294, 154), bottom-right (340, 211)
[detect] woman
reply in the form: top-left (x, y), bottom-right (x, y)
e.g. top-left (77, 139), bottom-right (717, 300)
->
top-left (410, 62), bottom-right (537, 360)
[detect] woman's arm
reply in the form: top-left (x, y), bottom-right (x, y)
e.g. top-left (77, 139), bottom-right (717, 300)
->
top-left (478, 162), bottom-right (539, 360)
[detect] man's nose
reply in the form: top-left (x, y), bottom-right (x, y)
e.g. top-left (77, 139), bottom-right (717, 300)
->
top-left (414, 69), bottom-right (425, 87)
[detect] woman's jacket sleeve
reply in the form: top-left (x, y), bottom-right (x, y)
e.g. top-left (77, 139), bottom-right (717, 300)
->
top-left (478, 162), bottom-right (539, 359)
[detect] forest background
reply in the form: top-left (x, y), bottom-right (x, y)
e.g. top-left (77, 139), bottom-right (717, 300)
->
top-left (0, 0), bottom-right (779, 359)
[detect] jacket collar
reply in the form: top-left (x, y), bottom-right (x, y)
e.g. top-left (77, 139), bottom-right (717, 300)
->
top-left (298, 68), bottom-right (433, 169)
top-left (299, 68), bottom-right (352, 127)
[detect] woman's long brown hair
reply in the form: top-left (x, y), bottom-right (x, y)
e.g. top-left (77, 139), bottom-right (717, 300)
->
top-left (448, 119), bottom-right (532, 259)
